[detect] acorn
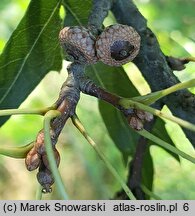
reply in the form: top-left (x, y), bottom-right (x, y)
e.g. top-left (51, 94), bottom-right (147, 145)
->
top-left (59, 26), bottom-right (98, 64)
top-left (96, 24), bottom-right (141, 66)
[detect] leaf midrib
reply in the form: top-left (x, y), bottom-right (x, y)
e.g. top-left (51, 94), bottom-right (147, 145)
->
top-left (0, 0), bottom-right (61, 105)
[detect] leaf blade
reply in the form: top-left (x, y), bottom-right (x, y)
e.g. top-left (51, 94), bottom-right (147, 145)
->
top-left (142, 147), bottom-right (154, 199)
top-left (0, 0), bottom-right (62, 125)
top-left (150, 118), bottom-right (180, 162)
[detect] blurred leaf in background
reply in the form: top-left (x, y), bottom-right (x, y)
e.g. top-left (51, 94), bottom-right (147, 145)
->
top-left (0, 0), bottom-right (30, 52)
top-left (136, 0), bottom-right (195, 83)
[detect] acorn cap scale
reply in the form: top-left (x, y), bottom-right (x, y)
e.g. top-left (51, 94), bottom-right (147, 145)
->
top-left (59, 26), bottom-right (98, 64)
top-left (96, 24), bottom-right (141, 66)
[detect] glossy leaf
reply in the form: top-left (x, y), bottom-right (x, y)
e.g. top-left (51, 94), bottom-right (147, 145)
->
top-left (150, 118), bottom-right (180, 162)
top-left (142, 146), bottom-right (154, 199)
top-left (0, 0), bottom-right (62, 126)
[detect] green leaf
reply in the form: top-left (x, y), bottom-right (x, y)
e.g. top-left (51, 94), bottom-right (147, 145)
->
top-left (142, 146), bottom-right (154, 199)
top-left (0, 0), bottom-right (62, 126)
top-left (86, 63), bottom-right (140, 157)
top-left (150, 118), bottom-right (180, 162)
top-left (63, 0), bottom-right (92, 26)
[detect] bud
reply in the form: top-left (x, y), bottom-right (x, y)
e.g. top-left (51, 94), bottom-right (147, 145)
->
top-left (37, 168), bottom-right (54, 193)
top-left (127, 115), bottom-right (143, 130)
top-left (42, 147), bottom-right (60, 170)
top-left (25, 147), bottom-right (40, 171)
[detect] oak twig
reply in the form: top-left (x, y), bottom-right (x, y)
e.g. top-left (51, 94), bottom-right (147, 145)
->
top-left (166, 56), bottom-right (195, 71)
top-left (88, 0), bottom-right (112, 36)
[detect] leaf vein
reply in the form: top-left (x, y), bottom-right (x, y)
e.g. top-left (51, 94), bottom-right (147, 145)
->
top-left (0, 0), bottom-right (61, 105)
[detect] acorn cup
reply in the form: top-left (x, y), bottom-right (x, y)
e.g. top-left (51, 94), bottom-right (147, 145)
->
top-left (96, 24), bottom-right (141, 66)
top-left (59, 26), bottom-right (98, 64)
